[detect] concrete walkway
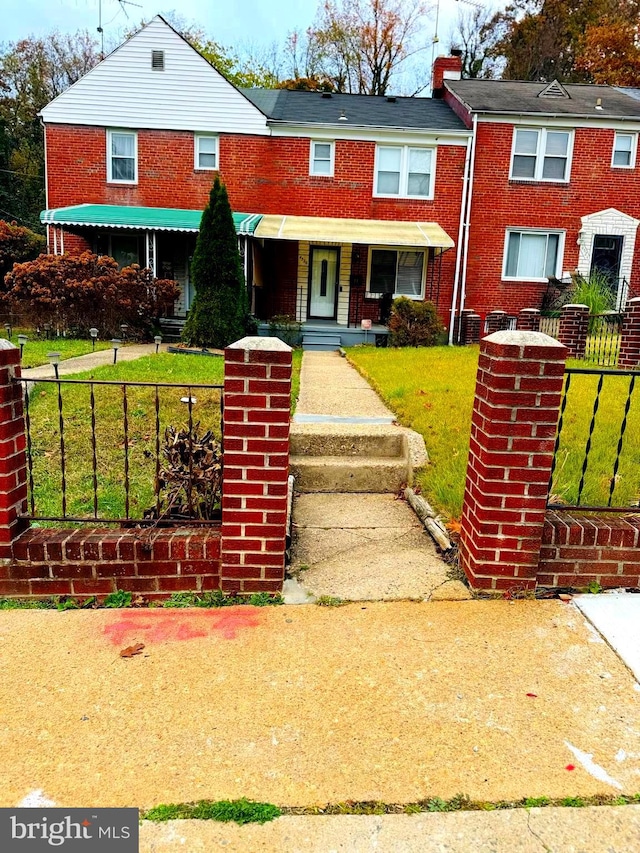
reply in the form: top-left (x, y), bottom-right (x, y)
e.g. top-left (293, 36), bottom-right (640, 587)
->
top-left (20, 342), bottom-right (168, 380)
top-left (290, 351), bottom-right (464, 601)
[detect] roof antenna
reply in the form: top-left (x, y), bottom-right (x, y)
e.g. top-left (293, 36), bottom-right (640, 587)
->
top-left (97, 0), bottom-right (142, 58)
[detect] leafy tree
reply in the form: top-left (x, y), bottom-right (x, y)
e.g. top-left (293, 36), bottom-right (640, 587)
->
top-left (3, 252), bottom-right (178, 337)
top-left (182, 178), bottom-right (250, 349)
top-left (448, 7), bottom-right (503, 79)
top-left (0, 219), bottom-right (45, 282)
top-left (577, 12), bottom-right (640, 84)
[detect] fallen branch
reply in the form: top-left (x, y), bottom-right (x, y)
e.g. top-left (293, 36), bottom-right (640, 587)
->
top-left (404, 487), bottom-right (452, 551)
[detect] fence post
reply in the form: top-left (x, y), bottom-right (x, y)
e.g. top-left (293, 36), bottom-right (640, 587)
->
top-left (0, 341), bottom-right (28, 559)
top-left (220, 336), bottom-right (292, 595)
top-left (516, 308), bottom-right (541, 332)
top-left (458, 330), bottom-right (567, 591)
top-left (485, 310), bottom-right (508, 334)
top-left (558, 303), bottom-right (589, 359)
top-left (619, 296), bottom-right (640, 369)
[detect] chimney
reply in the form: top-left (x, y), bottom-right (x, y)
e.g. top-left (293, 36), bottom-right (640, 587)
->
top-left (432, 50), bottom-right (462, 99)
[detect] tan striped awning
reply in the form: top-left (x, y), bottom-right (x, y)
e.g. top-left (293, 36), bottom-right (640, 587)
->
top-left (254, 215), bottom-right (454, 253)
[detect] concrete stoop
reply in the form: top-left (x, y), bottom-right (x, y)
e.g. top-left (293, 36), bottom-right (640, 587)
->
top-left (289, 423), bottom-right (413, 493)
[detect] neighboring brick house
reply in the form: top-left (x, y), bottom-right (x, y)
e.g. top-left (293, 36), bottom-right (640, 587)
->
top-left (441, 72), bottom-right (640, 329)
top-left (40, 16), bottom-right (469, 345)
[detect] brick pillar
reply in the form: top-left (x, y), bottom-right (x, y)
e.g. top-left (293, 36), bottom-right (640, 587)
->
top-left (0, 341), bottom-right (28, 559)
top-left (619, 296), bottom-right (640, 369)
top-left (463, 312), bottom-right (482, 345)
top-left (516, 308), bottom-right (541, 332)
top-left (485, 311), bottom-right (508, 335)
top-left (220, 337), bottom-right (292, 594)
top-left (558, 303), bottom-right (589, 359)
top-left (459, 331), bottom-right (567, 591)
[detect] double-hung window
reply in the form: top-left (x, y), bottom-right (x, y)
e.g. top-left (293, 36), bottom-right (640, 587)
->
top-left (374, 146), bottom-right (434, 198)
top-left (195, 134), bottom-right (218, 170)
top-left (510, 128), bottom-right (572, 181)
top-left (310, 140), bottom-right (334, 176)
top-left (107, 130), bottom-right (137, 183)
top-left (612, 132), bottom-right (636, 168)
top-left (503, 230), bottom-right (563, 280)
top-left (368, 248), bottom-right (425, 298)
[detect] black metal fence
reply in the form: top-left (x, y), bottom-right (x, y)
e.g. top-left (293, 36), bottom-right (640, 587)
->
top-left (16, 377), bottom-right (224, 525)
top-left (548, 367), bottom-right (640, 512)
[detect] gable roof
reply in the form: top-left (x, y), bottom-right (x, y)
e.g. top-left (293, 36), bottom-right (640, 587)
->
top-left (40, 16), bottom-right (269, 135)
top-left (445, 79), bottom-right (640, 120)
top-left (242, 88), bottom-right (468, 132)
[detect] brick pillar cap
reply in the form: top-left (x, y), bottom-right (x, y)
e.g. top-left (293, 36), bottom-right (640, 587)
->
top-left (520, 308), bottom-right (541, 313)
top-left (484, 329), bottom-right (566, 349)
top-left (0, 339), bottom-right (18, 351)
top-left (227, 336), bottom-right (292, 352)
top-left (562, 303), bottom-right (589, 310)
top-left (487, 310), bottom-right (506, 314)
top-left (627, 296), bottom-right (640, 304)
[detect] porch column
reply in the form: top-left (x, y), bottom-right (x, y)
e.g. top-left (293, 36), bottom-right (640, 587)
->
top-left (146, 231), bottom-right (157, 277)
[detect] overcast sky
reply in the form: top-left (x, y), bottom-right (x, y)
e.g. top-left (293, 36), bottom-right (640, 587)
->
top-left (2, 0), bottom-right (476, 67)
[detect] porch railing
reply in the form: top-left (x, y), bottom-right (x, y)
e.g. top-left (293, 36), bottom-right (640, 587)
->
top-left (16, 377), bottom-right (223, 525)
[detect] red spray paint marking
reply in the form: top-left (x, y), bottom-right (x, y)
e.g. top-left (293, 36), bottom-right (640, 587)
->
top-left (565, 764), bottom-right (576, 771)
top-left (104, 607), bottom-right (262, 646)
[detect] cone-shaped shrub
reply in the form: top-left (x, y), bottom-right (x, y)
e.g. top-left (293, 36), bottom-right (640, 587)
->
top-left (182, 177), bottom-right (249, 348)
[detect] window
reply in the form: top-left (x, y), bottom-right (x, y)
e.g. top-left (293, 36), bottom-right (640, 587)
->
top-left (374, 146), bottom-right (434, 198)
top-left (195, 134), bottom-right (218, 170)
top-left (368, 248), bottom-right (425, 298)
top-left (310, 140), bottom-right (334, 176)
top-left (503, 230), bottom-right (563, 280)
top-left (107, 130), bottom-right (137, 183)
top-left (510, 128), bottom-right (572, 181)
top-left (612, 133), bottom-right (636, 168)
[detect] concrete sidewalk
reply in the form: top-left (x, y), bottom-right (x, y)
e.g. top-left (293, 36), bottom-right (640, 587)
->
top-left (20, 342), bottom-right (168, 380)
top-left (2, 601), bottom-right (639, 811)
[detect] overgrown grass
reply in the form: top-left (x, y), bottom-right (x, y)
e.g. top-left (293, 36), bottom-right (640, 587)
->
top-left (26, 351), bottom-right (302, 521)
top-left (143, 798), bottom-right (281, 824)
top-left (347, 346), bottom-right (640, 519)
top-left (4, 330), bottom-right (111, 368)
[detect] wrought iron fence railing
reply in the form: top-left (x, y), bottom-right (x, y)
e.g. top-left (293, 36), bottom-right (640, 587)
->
top-left (15, 377), bottom-right (224, 525)
top-left (548, 367), bottom-right (640, 512)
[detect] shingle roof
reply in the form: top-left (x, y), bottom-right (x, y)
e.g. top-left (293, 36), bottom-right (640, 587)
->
top-left (446, 79), bottom-right (640, 119)
top-left (241, 88), bottom-right (468, 131)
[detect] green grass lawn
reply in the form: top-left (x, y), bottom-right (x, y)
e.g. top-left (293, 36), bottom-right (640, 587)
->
top-left (347, 346), bottom-right (640, 520)
top-left (25, 349), bottom-right (303, 521)
top-left (5, 330), bottom-right (112, 368)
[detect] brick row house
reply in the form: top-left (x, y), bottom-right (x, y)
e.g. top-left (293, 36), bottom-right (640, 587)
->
top-left (39, 16), bottom-right (640, 346)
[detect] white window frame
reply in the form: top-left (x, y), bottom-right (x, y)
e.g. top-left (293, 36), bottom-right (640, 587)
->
top-left (509, 127), bottom-right (573, 183)
top-left (107, 129), bottom-right (137, 184)
top-left (366, 246), bottom-right (427, 300)
top-left (502, 229), bottom-right (565, 282)
top-left (373, 145), bottom-right (436, 200)
top-left (309, 140), bottom-right (335, 176)
top-left (194, 134), bottom-right (219, 171)
top-left (611, 132), bottom-right (637, 169)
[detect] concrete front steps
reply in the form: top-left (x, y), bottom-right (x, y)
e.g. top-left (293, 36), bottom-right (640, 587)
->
top-left (301, 333), bottom-right (342, 351)
top-left (289, 423), bottom-right (412, 492)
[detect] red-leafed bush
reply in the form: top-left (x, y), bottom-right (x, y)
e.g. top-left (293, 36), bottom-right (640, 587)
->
top-left (3, 251), bottom-right (179, 338)
top-left (0, 220), bottom-right (46, 282)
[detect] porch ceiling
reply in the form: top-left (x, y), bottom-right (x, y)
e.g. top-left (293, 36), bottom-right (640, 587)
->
top-left (40, 204), bottom-right (262, 235)
top-left (254, 215), bottom-right (455, 252)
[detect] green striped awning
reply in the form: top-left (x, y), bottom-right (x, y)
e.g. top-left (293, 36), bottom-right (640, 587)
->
top-left (40, 204), bottom-right (262, 235)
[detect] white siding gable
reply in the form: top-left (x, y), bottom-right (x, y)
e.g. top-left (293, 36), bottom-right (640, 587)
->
top-left (40, 16), bottom-right (270, 136)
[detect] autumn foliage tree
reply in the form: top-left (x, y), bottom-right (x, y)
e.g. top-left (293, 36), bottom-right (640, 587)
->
top-left (3, 252), bottom-right (179, 337)
top-left (0, 219), bottom-right (45, 281)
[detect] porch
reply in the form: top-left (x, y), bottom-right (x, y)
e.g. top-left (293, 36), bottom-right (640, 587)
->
top-left (257, 318), bottom-right (390, 351)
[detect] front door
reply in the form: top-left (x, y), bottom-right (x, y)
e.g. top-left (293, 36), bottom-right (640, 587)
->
top-left (590, 235), bottom-right (623, 286)
top-left (308, 247), bottom-right (339, 319)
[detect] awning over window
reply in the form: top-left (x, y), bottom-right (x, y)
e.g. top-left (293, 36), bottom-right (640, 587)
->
top-left (40, 204), bottom-right (262, 235)
top-left (254, 215), bottom-right (454, 252)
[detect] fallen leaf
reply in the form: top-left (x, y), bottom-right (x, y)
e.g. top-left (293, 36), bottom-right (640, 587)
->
top-left (526, 693), bottom-right (537, 698)
top-left (446, 520), bottom-right (462, 534)
top-left (119, 643), bottom-right (145, 658)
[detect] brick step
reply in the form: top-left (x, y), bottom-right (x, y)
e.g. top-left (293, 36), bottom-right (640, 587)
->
top-left (290, 455), bottom-right (411, 493)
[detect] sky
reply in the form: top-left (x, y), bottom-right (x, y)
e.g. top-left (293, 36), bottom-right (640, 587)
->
top-left (1, 0), bottom-right (480, 66)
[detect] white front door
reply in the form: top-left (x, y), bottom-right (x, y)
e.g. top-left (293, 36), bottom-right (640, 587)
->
top-left (309, 247), bottom-right (339, 318)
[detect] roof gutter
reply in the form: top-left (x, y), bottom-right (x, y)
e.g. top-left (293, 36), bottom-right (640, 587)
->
top-left (265, 119), bottom-right (471, 136)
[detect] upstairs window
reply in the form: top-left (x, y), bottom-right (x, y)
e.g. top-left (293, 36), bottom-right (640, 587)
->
top-left (368, 248), bottom-right (425, 298)
top-left (195, 135), bottom-right (218, 170)
top-left (612, 132), bottom-right (636, 168)
top-left (374, 145), bottom-right (434, 199)
top-left (310, 140), bottom-right (334, 176)
top-left (503, 230), bottom-right (563, 280)
top-left (510, 128), bottom-right (572, 182)
top-left (107, 130), bottom-right (137, 183)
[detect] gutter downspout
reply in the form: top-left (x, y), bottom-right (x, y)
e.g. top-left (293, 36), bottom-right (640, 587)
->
top-left (448, 133), bottom-right (472, 344)
top-left (42, 118), bottom-right (50, 253)
top-left (457, 113), bottom-right (478, 340)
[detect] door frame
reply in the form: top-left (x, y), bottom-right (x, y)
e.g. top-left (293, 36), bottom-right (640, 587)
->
top-left (307, 245), bottom-right (340, 320)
